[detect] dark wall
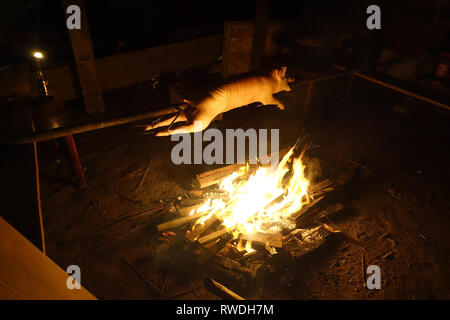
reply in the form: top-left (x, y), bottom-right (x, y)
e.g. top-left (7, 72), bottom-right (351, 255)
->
top-left (0, 0), bottom-right (443, 69)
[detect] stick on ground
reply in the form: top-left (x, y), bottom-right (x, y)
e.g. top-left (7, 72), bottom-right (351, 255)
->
top-left (134, 158), bottom-right (152, 192)
top-left (208, 276), bottom-right (245, 300)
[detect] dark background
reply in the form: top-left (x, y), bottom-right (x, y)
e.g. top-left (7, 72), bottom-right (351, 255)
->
top-left (1, 0), bottom-right (439, 68)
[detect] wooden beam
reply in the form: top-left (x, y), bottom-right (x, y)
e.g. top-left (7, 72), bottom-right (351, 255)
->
top-left (62, 0), bottom-right (105, 113)
top-left (41, 34), bottom-right (223, 102)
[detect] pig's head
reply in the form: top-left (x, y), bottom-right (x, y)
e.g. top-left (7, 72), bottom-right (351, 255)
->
top-left (271, 66), bottom-right (294, 93)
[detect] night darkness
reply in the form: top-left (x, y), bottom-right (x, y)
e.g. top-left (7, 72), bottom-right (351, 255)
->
top-left (0, 0), bottom-right (449, 308)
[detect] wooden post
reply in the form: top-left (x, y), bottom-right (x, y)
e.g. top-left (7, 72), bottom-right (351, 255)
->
top-left (304, 82), bottom-right (315, 113)
top-left (64, 134), bottom-right (87, 188)
top-left (251, 0), bottom-right (270, 71)
top-left (345, 74), bottom-right (356, 99)
top-left (221, 22), bottom-right (254, 78)
top-left (62, 0), bottom-right (105, 113)
top-left (32, 124), bottom-right (46, 255)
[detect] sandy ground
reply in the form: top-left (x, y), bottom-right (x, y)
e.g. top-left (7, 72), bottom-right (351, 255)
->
top-left (36, 76), bottom-right (450, 299)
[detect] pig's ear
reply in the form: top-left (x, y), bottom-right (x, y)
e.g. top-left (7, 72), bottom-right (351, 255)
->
top-left (274, 67), bottom-right (287, 80)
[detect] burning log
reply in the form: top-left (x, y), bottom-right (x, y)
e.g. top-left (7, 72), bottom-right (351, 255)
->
top-left (195, 164), bottom-right (243, 189)
top-left (198, 228), bottom-right (230, 244)
top-left (156, 211), bottom-right (209, 232)
top-left (186, 216), bottom-right (220, 242)
top-left (217, 242), bottom-right (244, 260)
top-left (177, 203), bottom-right (203, 216)
top-left (195, 148), bottom-right (290, 189)
top-left (309, 179), bottom-right (333, 195)
top-left (184, 145), bottom-right (336, 257)
top-left (291, 195), bottom-right (325, 220)
top-left (197, 235), bottom-right (232, 265)
top-left (239, 232), bottom-right (283, 248)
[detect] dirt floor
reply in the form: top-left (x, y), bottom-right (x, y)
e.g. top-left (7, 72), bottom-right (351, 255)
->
top-left (34, 75), bottom-right (450, 299)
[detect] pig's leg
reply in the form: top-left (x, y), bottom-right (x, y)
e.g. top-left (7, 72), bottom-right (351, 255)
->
top-left (261, 95), bottom-right (285, 110)
top-left (155, 113), bottom-right (213, 136)
top-left (144, 112), bottom-right (188, 131)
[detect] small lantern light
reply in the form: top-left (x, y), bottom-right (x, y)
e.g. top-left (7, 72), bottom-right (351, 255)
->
top-left (31, 50), bottom-right (49, 97)
top-left (33, 51), bottom-right (44, 60)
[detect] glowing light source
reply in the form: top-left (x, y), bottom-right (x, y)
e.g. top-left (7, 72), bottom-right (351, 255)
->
top-left (33, 51), bottom-right (44, 60)
top-left (189, 146), bottom-right (311, 254)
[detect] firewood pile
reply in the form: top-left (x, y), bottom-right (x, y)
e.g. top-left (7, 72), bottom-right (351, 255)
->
top-left (99, 147), bottom-right (357, 299)
top-left (150, 151), bottom-right (355, 299)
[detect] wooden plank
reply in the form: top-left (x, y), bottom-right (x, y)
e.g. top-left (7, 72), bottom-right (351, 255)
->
top-left (0, 217), bottom-right (96, 299)
top-left (62, 0), bottom-right (105, 113)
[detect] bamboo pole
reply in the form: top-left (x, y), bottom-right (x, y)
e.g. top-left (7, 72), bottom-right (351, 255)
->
top-left (334, 64), bottom-right (450, 111)
top-left (1, 104), bottom-right (188, 145)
